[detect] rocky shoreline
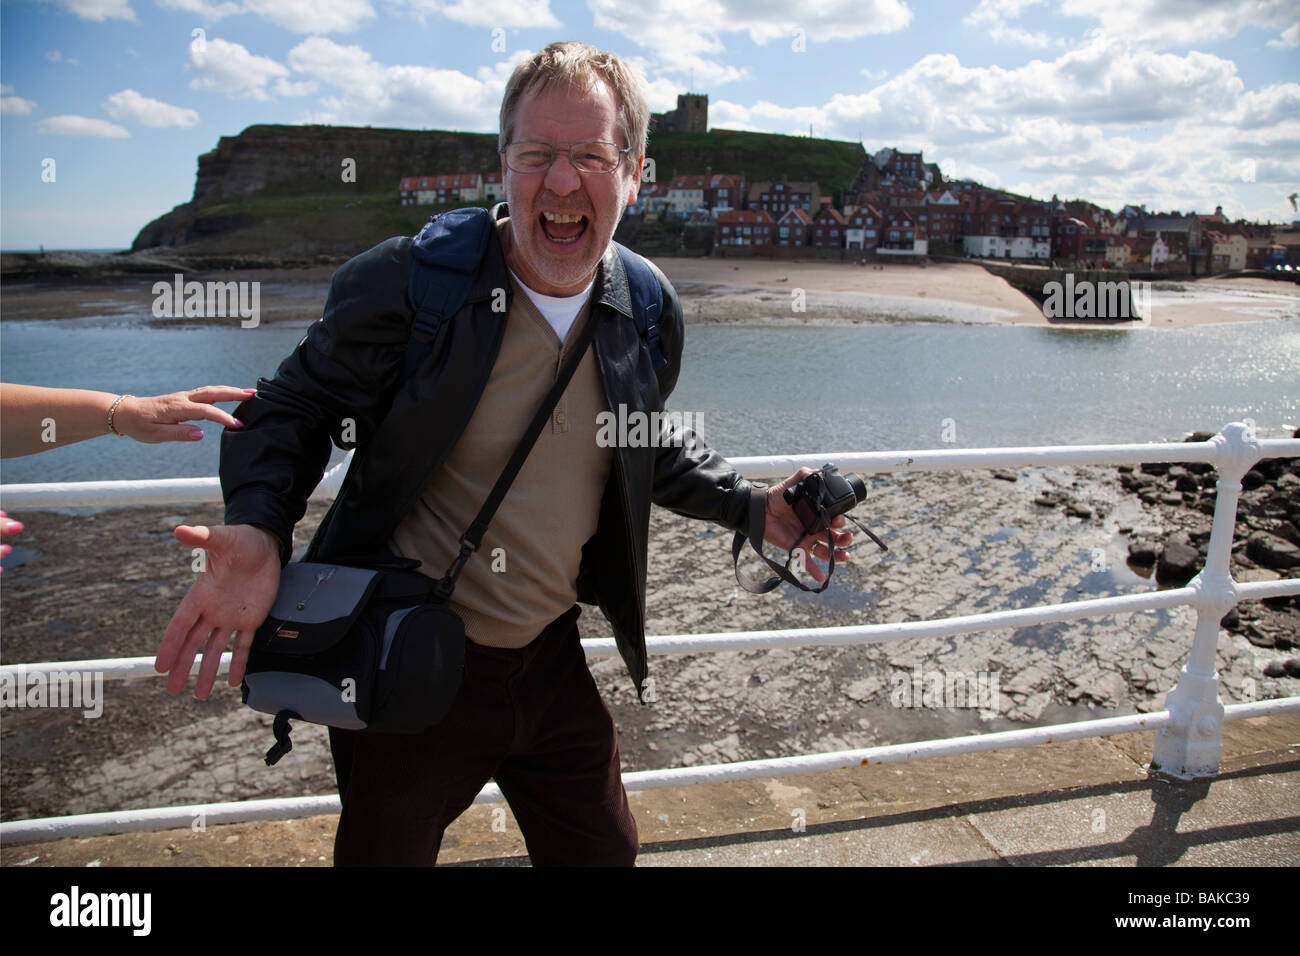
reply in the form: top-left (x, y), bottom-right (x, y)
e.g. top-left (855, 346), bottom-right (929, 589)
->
top-left (2, 456), bottom-right (1296, 823)
top-left (1116, 429), bottom-right (1300, 673)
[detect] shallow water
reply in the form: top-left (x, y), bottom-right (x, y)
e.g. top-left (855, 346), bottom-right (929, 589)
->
top-left (1, 308), bottom-right (1296, 484)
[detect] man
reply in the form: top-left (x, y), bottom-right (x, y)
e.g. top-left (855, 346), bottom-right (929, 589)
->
top-left (155, 41), bottom-right (851, 866)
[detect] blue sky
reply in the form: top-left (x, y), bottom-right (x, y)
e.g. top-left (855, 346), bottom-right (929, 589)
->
top-left (2, 0), bottom-right (1297, 250)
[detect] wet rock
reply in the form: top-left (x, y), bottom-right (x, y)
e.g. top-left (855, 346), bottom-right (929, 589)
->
top-left (1064, 503), bottom-right (1093, 519)
top-left (1263, 661), bottom-right (1287, 678)
top-left (1067, 668), bottom-right (1126, 706)
top-left (1141, 462), bottom-right (1171, 476)
top-left (1184, 431), bottom-right (1215, 443)
top-left (992, 469), bottom-right (1018, 482)
top-left (1220, 607), bottom-right (1240, 630)
top-left (1034, 491), bottom-right (1067, 507)
top-left (1245, 532), bottom-right (1300, 571)
top-left (1241, 470), bottom-right (1266, 492)
top-left (1128, 539), bottom-right (1158, 565)
top-left (842, 677), bottom-right (884, 702)
top-left (1244, 624), bottom-right (1276, 649)
top-left (1002, 664), bottom-right (1049, 697)
top-left (1122, 472), bottom-right (1159, 491)
top-left (1274, 521), bottom-right (1300, 548)
top-left (1174, 473), bottom-right (1201, 493)
top-left (1159, 493), bottom-right (1184, 506)
top-left (1156, 533), bottom-right (1201, 585)
top-left (1286, 658), bottom-right (1300, 677)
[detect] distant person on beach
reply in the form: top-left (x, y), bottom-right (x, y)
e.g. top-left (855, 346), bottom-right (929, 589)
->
top-left (154, 41), bottom-right (852, 867)
top-left (0, 383), bottom-right (253, 572)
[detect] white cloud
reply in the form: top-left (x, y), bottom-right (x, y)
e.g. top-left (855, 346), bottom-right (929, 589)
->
top-left (588, 0), bottom-right (910, 87)
top-left (156, 0), bottom-right (244, 19)
top-left (987, 24), bottom-right (1064, 47)
top-left (188, 37), bottom-right (292, 99)
top-left (37, 115), bottom-right (131, 137)
top-left (1, 87), bottom-right (38, 115)
top-left (45, 50), bottom-right (81, 65)
top-left (1266, 22), bottom-right (1300, 47)
top-left (965, 0), bottom-right (1047, 23)
top-left (402, 0), bottom-right (560, 29)
top-left (243, 0), bottom-right (376, 33)
top-left (813, 39), bottom-right (1245, 140)
top-left (104, 89), bottom-right (201, 127)
top-left (709, 34), bottom-right (1298, 224)
top-left (1058, 0), bottom-right (1300, 50)
top-left (158, 0), bottom-right (375, 32)
top-left (272, 77), bottom-right (319, 96)
top-left (45, 0), bottom-right (135, 20)
top-left (284, 36), bottom-right (516, 128)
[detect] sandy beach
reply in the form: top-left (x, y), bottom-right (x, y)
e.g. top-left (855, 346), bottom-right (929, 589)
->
top-left (659, 258), bottom-right (1300, 329)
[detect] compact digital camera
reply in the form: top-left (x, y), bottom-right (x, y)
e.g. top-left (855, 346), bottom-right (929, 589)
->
top-left (783, 463), bottom-right (869, 536)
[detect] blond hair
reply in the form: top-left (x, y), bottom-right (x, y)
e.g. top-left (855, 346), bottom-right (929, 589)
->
top-left (499, 41), bottom-right (649, 158)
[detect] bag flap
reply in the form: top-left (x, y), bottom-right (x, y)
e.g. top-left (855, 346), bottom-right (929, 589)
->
top-left (254, 562), bottom-right (381, 654)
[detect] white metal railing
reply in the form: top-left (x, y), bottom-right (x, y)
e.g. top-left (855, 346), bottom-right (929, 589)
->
top-left (1, 422), bottom-right (1298, 846)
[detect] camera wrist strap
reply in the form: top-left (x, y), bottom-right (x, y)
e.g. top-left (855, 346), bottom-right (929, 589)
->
top-left (730, 491), bottom-right (834, 594)
top-left (731, 488), bottom-right (888, 595)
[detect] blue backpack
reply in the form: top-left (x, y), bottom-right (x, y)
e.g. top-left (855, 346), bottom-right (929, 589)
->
top-left (405, 206), bottom-right (667, 379)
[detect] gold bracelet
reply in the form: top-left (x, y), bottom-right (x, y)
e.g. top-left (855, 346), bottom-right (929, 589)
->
top-left (107, 394), bottom-right (132, 436)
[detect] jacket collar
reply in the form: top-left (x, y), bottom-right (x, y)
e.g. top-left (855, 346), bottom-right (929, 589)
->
top-left (487, 201), bottom-right (634, 319)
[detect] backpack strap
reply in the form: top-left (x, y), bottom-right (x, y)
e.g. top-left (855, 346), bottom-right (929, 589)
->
top-left (613, 243), bottom-right (668, 371)
top-left (405, 206), bottom-right (494, 379)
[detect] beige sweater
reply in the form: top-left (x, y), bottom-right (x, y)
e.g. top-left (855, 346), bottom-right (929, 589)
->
top-left (389, 271), bottom-right (613, 646)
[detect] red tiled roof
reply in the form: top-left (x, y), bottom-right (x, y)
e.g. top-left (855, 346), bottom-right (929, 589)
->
top-left (717, 210), bottom-right (776, 224)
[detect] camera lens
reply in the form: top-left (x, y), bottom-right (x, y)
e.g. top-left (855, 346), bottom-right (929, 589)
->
top-left (847, 473), bottom-right (867, 504)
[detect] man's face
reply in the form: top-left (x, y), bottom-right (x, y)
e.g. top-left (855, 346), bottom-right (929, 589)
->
top-left (502, 78), bottom-right (642, 297)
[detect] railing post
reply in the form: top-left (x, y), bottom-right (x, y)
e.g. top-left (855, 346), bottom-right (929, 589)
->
top-left (1151, 422), bottom-right (1259, 780)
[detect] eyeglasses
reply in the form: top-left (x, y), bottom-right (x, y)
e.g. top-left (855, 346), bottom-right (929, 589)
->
top-left (500, 141), bottom-right (632, 175)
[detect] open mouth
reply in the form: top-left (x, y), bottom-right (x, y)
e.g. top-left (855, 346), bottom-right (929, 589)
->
top-left (540, 211), bottom-right (589, 245)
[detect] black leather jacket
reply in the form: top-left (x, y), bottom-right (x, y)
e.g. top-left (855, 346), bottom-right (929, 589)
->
top-left (221, 213), bottom-right (755, 695)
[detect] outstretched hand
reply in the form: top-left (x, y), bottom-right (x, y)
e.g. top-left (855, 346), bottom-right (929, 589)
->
top-left (113, 386), bottom-right (255, 443)
top-left (761, 467), bottom-right (854, 585)
top-left (155, 523), bottom-right (282, 699)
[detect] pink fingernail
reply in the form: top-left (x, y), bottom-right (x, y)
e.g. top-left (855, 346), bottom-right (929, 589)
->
top-left (189, 428), bottom-right (204, 440)
top-left (233, 419), bottom-right (246, 427)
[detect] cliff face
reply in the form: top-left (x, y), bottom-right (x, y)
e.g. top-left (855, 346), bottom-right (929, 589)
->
top-left (191, 125), bottom-right (500, 203)
top-left (132, 125), bottom-right (501, 252)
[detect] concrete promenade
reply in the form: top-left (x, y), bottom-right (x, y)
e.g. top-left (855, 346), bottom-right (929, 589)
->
top-left (3, 713), bottom-right (1296, 867)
